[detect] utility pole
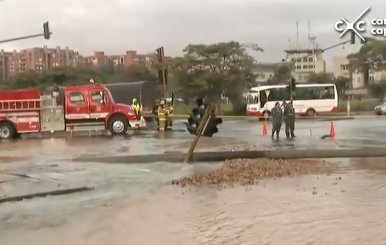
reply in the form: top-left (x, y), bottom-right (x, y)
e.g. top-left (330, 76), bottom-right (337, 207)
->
top-left (156, 47), bottom-right (167, 98)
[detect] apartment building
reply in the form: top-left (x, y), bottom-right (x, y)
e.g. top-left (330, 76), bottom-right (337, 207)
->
top-left (0, 50), bottom-right (12, 81)
top-left (0, 46), bottom-right (82, 80)
top-left (84, 50), bottom-right (157, 67)
top-left (284, 48), bottom-right (326, 83)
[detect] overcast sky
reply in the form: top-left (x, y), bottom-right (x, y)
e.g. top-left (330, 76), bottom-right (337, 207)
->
top-left (0, 0), bottom-right (385, 71)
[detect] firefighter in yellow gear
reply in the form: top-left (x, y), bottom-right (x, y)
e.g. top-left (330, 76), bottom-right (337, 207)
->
top-left (164, 101), bottom-right (174, 129)
top-left (131, 98), bottom-right (142, 120)
top-left (157, 99), bottom-right (167, 131)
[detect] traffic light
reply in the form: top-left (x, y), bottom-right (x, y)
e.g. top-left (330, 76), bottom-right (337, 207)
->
top-left (184, 102), bottom-right (222, 137)
top-left (43, 21), bottom-right (51, 40)
top-left (156, 47), bottom-right (163, 62)
top-left (202, 116), bottom-right (223, 137)
top-left (350, 31), bottom-right (355, 44)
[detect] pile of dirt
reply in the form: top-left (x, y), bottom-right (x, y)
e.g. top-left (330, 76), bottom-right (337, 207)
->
top-left (172, 158), bottom-right (335, 188)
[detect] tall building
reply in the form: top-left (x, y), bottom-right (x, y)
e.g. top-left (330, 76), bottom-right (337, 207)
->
top-left (0, 50), bottom-right (12, 81)
top-left (332, 56), bottom-right (350, 79)
top-left (2, 46), bottom-right (83, 79)
top-left (284, 48), bottom-right (326, 83)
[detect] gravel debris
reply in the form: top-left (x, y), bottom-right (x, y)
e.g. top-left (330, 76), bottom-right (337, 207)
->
top-left (172, 158), bottom-right (335, 189)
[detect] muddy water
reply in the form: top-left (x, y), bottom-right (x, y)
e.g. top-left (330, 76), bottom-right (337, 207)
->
top-left (2, 118), bottom-right (386, 244)
top-left (1, 161), bottom-right (386, 245)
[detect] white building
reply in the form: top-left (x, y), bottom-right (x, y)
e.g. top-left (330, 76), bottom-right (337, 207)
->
top-left (332, 56), bottom-right (350, 79)
top-left (284, 48), bottom-right (326, 83)
top-left (253, 63), bottom-right (283, 84)
top-left (351, 69), bottom-right (366, 89)
top-left (369, 69), bottom-right (386, 84)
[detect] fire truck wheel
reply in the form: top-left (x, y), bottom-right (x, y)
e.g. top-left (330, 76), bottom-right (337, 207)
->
top-left (108, 115), bottom-right (129, 135)
top-left (0, 121), bottom-right (16, 139)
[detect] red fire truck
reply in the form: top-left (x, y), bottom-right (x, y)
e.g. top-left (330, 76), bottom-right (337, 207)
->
top-left (0, 83), bottom-right (146, 139)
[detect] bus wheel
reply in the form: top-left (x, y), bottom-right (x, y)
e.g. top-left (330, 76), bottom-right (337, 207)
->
top-left (0, 121), bottom-right (16, 139)
top-left (108, 115), bottom-right (129, 135)
top-left (262, 110), bottom-right (271, 120)
top-left (306, 108), bottom-right (316, 117)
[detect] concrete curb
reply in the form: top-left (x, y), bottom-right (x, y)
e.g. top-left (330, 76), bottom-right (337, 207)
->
top-left (75, 148), bottom-right (386, 164)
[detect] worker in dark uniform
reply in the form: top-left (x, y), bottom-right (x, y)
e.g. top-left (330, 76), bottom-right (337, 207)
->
top-left (281, 100), bottom-right (287, 110)
top-left (271, 101), bottom-right (282, 139)
top-left (283, 101), bottom-right (295, 138)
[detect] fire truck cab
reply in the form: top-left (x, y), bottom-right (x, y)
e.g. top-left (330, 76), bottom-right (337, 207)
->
top-left (0, 83), bottom-right (146, 139)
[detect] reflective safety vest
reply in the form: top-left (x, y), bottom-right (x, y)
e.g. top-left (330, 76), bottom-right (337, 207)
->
top-left (164, 105), bottom-right (174, 115)
top-left (157, 106), bottom-right (166, 117)
top-left (132, 103), bottom-right (142, 113)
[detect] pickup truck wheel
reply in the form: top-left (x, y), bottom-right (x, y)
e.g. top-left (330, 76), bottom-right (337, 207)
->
top-left (0, 122), bottom-right (16, 139)
top-left (108, 115), bottom-right (128, 135)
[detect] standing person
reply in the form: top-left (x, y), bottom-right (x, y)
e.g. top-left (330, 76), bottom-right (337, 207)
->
top-left (131, 98), bottom-right (142, 120)
top-left (281, 100), bottom-right (287, 110)
top-left (271, 101), bottom-right (282, 139)
top-left (152, 99), bottom-right (160, 129)
top-left (283, 101), bottom-right (296, 138)
top-left (157, 99), bottom-right (167, 131)
top-left (164, 100), bottom-right (174, 128)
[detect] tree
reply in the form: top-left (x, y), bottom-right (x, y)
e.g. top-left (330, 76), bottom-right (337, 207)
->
top-left (334, 76), bottom-right (350, 97)
top-left (369, 79), bottom-right (386, 100)
top-left (267, 64), bottom-right (290, 84)
top-left (307, 72), bottom-right (333, 84)
top-left (171, 41), bottom-right (256, 112)
top-left (348, 39), bottom-right (386, 87)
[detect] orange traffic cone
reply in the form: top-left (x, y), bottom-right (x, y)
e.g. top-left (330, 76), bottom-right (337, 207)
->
top-left (329, 121), bottom-right (335, 137)
top-left (262, 120), bottom-right (268, 136)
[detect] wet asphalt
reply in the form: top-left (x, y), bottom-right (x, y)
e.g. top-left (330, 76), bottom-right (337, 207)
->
top-left (0, 115), bottom-right (386, 231)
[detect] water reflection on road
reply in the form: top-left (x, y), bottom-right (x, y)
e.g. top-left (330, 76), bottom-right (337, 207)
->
top-left (1, 117), bottom-right (386, 244)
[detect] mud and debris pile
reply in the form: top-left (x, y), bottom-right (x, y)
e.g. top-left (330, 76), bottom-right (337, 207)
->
top-left (172, 158), bottom-right (335, 188)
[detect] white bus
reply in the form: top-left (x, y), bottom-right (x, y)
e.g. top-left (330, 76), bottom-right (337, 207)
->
top-left (245, 83), bottom-right (338, 117)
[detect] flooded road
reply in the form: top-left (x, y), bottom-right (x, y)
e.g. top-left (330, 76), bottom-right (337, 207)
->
top-left (1, 116), bottom-right (386, 244)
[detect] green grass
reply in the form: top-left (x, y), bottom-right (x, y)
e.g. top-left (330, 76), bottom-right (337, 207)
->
top-left (338, 98), bottom-right (380, 112)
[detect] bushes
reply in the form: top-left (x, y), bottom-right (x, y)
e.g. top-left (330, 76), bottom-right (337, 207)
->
top-left (338, 98), bottom-right (380, 111)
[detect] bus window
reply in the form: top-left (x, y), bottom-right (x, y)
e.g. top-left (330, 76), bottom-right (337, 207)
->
top-left (315, 86), bottom-right (335, 99)
top-left (296, 86), bottom-right (335, 100)
top-left (269, 88), bottom-right (290, 101)
top-left (296, 87), bottom-right (315, 100)
top-left (247, 94), bottom-right (259, 104)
